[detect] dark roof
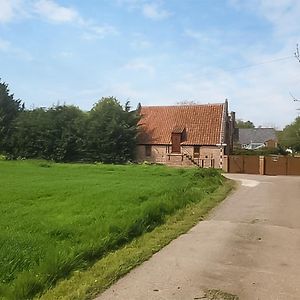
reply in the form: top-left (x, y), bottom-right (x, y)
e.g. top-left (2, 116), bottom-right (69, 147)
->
top-left (138, 103), bottom-right (225, 145)
top-left (238, 128), bottom-right (277, 144)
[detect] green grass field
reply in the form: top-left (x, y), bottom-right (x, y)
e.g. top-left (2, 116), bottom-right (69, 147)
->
top-left (0, 161), bottom-right (225, 299)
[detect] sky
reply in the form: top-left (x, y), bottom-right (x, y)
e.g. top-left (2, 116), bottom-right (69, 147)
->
top-left (1, 0), bottom-right (300, 128)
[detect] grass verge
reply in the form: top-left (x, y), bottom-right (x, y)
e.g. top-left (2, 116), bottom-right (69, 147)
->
top-left (38, 178), bottom-right (234, 300)
top-left (0, 162), bottom-right (226, 299)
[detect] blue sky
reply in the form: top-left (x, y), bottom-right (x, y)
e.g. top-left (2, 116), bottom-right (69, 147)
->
top-left (1, 0), bottom-right (300, 128)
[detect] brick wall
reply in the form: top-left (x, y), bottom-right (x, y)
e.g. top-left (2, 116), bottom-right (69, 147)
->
top-left (136, 145), bottom-right (168, 164)
top-left (265, 139), bottom-right (278, 148)
top-left (199, 146), bottom-right (221, 168)
top-left (136, 145), bottom-right (222, 168)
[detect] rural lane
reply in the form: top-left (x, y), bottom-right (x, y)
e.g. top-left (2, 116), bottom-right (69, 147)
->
top-left (96, 174), bottom-right (300, 300)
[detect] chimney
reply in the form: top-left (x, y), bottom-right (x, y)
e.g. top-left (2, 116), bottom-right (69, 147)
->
top-left (230, 111), bottom-right (235, 127)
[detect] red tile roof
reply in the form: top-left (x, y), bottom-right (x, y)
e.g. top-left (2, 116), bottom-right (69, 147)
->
top-left (138, 103), bottom-right (225, 145)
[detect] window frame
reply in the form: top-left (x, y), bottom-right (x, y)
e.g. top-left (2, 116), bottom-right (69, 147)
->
top-left (145, 145), bottom-right (152, 157)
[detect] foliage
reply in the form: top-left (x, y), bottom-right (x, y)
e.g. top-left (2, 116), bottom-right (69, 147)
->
top-left (0, 81), bottom-right (23, 154)
top-left (0, 82), bottom-right (140, 163)
top-left (10, 106), bottom-right (86, 161)
top-left (235, 119), bottom-right (255, 128)
top-left (85, 97), bottom-right (140, 163)
top-left (2, 91), bottom-right (139, 162)
top-left (0, 161), bottom-right (224, 299)
top-left (278, 117), bottom-right (300, 152)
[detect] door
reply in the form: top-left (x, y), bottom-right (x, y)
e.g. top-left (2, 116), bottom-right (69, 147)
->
top-left (228, 155), bottom-right (244, 173)
top-left (265, 156), bottom-right (287, 175)
top-left (171, 133), bottom-right (181, 153)
top-left (243, 156), bottom-right (260, 174)
top-left (194, 146), bottom-right (200, 158)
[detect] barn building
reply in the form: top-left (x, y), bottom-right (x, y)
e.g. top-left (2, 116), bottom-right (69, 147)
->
top-left (136, 100), bottom-right (235, 168)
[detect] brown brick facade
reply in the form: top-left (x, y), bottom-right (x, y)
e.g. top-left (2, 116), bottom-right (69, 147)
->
top-left (136, 101), bottom-right (234, 168)
top-left (136, 145), bottom-right (222, 168)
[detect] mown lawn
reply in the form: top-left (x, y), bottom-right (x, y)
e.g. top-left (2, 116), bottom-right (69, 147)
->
top-left (0, 161), bottom-right (225, 299)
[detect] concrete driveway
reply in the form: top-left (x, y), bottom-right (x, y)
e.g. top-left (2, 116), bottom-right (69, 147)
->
top-left (96, 174), bottom-right (300, 300)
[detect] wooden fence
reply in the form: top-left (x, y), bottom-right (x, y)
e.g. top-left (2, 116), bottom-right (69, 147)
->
top-left (225, 155), bottom-right (300, 176)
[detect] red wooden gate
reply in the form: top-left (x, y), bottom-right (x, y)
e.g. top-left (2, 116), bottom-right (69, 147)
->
top-left (228, 155), bottom-right (259, 174)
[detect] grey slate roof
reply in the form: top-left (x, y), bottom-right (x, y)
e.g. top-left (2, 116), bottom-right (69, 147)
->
top-left (238, 128), bottom-right (277, 144)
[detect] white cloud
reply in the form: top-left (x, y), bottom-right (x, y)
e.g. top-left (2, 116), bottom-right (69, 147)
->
top-left (229, 0), bottom-right (300, 37)
top-left (115, 0), bottom-right (141, 10)
top-left (32, 0), bottom-right (118, 39)
top-left (223, 0), bottom-right (300, 127)
top-left (117, 0), bottom-right (171, 21)
top-left (34, 0), bottom-right (79, 23)
top-left (130, 33), bottom-right (152, 50)
top-left (81, 23), bottom-right (118, 40)
top-left (170, 53), bottom-right (300, 129)
top-left (0, 0), bottom-right (16, 23)
top-left (124, 59), bottom-right (155, 75)
top-left (55, 51), bottom-right (73, 58)
top-left (184, 29), bottom-right (219, 45)
top-left (142, 2), bottom-right (171, 20)
top-left (0, 0), bottom-right (118, 40)
top-left (106, 82), bottom-right (142, 100)
top-left (0, 0), bottom-right (24, 23)
top-left (0, 37), bottom-right (33, 60)
top-left (184, 29), bottom-right (204, 41)
top-left (0, 38), bottom-right (11, 51)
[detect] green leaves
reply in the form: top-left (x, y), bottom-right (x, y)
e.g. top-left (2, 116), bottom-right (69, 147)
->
top-left (2, 92), bottom-right (140, 163)
top-left (10, 106), bottom-right (86, 162)
top-left (0, 81), bottom-right (24, 153)
top-left (85, 97), bottom-right (140, 163)
top-left (279, 117), bottom-right (300, 152)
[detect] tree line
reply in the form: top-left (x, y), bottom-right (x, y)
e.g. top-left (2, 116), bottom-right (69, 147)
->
top-left (0, 81), bottom-right (140, 163)
top-left (1, 80), bottom-right (299, 160)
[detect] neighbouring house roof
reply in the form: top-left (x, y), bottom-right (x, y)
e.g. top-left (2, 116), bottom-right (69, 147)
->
top-left (238, 128), bottom-right (277, 145)
top-left (138, 103), bottom-right (225, 145)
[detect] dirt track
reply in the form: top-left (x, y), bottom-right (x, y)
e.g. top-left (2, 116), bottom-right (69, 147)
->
top-left (96, 174), bottom-right (300, 300)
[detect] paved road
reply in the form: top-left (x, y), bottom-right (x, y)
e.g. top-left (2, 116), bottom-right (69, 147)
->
top-left (96, 174), bottom-right (300, 300)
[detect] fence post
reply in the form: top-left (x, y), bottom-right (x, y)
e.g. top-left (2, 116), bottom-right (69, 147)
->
top-left (259, 156), bottom-right (265, 175)
top-left (222, 155), bottom-right (228, 172)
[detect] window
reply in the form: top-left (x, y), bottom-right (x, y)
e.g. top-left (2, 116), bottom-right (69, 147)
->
top-left (145, 145), bottom-right (152, 157)
top-left (194, 146), bottom-right (200, 158)
top-left (194, 146), bottom-right (200, 153)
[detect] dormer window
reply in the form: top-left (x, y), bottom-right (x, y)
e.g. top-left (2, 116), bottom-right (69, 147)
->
top-left (171, 126), bottom-right (185, 153)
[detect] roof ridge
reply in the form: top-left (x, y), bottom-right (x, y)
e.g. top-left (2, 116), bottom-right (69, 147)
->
top-left (142, 103), bottom-right (225, 108)
top-left (239, 127), bottom-right (276, 130)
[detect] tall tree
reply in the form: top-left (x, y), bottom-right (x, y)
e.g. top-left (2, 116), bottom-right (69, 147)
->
top-left (10, 105), bottom-right (86, 161)
top-left (46, 105), bottom-right (87, 161)
top-left (279, 117), bottom-right (300, 152)
top-left (0, 81), bottom-right (23, 153)
top-left (10, 108), bottom-right (49, 159)
top-left (86, 97), bottom-right (140, 163)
